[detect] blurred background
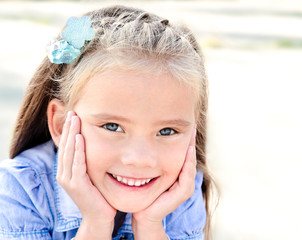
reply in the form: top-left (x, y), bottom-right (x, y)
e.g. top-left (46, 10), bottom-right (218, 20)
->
top-left (0, 0), bottom-right (302, 239)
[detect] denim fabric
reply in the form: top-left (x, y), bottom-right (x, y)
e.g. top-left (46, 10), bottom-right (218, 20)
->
top-left (0, 141), bottom-right (205, 240)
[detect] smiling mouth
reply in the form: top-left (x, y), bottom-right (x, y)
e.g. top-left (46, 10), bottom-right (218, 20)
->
top-left (110, 174), bottom-right (155, 187)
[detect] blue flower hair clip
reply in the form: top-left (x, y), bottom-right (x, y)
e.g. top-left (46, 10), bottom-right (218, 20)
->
top-left (46, 16), bottom-right (95, 64)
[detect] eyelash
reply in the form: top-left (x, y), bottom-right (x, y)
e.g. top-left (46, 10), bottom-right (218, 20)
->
top-left (101, 123), bottom-right (178, 136)
top-left (157, 128), bottom-right (178, 136)
top-left (101, 123), bottom-right (123, 132)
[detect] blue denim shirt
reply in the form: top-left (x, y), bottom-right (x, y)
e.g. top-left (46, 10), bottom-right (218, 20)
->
top-left (0, 141), bottom-right (206, 240)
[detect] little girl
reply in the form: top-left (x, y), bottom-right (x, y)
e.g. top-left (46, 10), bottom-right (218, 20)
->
top-left (0, 5), bottom-right (212, 240)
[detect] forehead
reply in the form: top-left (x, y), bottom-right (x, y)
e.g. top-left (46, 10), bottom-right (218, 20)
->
top-left (75, 67), bottom-right (196, 121)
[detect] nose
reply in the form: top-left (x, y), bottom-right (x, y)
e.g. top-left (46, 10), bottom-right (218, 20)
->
top-left (120, 137), bottom-right (157, 168)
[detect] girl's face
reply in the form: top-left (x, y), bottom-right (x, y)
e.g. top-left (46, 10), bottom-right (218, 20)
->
top-left (73, 67), bottom-right (196, 213)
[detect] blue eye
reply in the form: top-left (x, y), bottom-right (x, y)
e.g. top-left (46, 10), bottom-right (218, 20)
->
top-left (157, 128), bottom-right (177, 136)
top-left (102, 123), bottom-right (123, 132)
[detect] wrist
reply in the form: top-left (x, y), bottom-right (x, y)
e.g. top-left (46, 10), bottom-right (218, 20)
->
top-left (75, 219), bottom-right (114, 240)
top-left (132, 216), bottom-right (168, 240)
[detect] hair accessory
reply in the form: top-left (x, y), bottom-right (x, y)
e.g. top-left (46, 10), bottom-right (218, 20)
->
top-left (46, 16), bottom-right (95, 64)
top-left (160, 19), bottom-right (169, 26)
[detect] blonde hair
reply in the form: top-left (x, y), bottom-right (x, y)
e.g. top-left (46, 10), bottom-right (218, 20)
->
top-left (10, 5), bottom-right (214, 239)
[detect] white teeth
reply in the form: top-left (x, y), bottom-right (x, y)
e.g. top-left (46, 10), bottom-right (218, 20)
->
top-left (112, 174), bottom-right (152, 187)
top-left (134, 180), bottom-right (141, 186)
top-left (122, 178), bottom-right (127, 184)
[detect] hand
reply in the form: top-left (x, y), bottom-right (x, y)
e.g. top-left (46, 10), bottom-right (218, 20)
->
top-left (56, 111), bottom-right (116, 239)
top-left (132, 126), bottom-right (197, 240)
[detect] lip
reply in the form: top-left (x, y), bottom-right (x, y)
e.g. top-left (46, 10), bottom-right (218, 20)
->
top-left (107, 173), bottom-right (158, 190)
top-left (112, 174), bottom-right (153, 182)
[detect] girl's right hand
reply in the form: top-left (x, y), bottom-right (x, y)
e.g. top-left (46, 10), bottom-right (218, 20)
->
top-left (57, 111), bottom-right (116, 240)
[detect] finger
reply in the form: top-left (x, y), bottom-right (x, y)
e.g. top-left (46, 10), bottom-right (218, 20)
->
top-left (72, 134), bottom-right (87, 179)
top-left (182, 123), bottom-right (197, 176)
top-left (171, 126), bottom-right (197, 195)
top-left (57, 111), bottom-right (74, 177)
top-left (169, 146), bottom-right (196, 196)
top-left (178, 145), bottom-right (196, 196)
top-left (181, 145), bottom-right (196, 177)
top-left (188, 124), bottom-right (197, 147)
top-left (62, 115), bottom-right (81, 180)
top-left (183, 123), bottom-right (197, 176)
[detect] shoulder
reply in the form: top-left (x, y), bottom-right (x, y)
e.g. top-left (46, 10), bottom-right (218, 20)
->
top-left (165, 171), bottom-right (206, 240)
top-left (0, 141), bottom-right (56, 198)
top-left (14, 140), bottom-right (56, 175)
top-left (0, 141), bottom-right (56, 239)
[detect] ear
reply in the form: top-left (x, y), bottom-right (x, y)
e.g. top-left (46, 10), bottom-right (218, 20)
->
top-left (47, 99), bottom-right (66, 147)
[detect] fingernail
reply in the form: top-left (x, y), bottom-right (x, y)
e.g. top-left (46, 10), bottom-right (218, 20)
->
top-left (66, 111), bottom-right (73, 122)
top-left (189, 146), bottom-right (194, 153)
top-left (71, 116), bottom-right (77, 126)
top-left (75, 134), bottom-right (80, 145)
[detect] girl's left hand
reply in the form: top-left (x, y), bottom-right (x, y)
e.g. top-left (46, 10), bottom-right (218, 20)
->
top-left (132, 127), bottom-right (197, 240)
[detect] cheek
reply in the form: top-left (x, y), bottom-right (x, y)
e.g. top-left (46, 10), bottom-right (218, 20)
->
top-left (80, 124), bottom-right (116, 172)
top-left (159, 140), bottom-right (188, 176)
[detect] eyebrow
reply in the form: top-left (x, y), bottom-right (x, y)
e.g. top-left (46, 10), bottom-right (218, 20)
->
top-left (89, 113), bottom-right (132, 123)
top-left (89, 113), bottom-right (192, 127)
top-left (155, 119), bottom-right (192, 127)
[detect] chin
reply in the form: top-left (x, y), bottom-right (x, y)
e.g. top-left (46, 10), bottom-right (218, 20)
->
top-left (112, 201), bottom-right (152, 213)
